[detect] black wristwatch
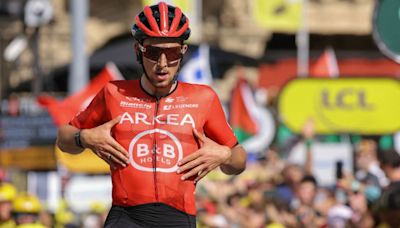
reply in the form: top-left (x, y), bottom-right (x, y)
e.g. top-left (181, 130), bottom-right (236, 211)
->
top-left (74, 131), bottom-right (84, 148)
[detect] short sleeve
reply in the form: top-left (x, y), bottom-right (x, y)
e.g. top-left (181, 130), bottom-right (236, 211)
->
top-left (203, 90), bottom-right (238, 148)
top-left (69, 87), bottom-right (108, 129)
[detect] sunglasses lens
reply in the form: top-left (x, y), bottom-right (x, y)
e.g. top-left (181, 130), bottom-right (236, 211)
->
top-left (143, 46), bottom-right (161, 61)
top-left (143, 46), bottom-right (182, 62)
top-left (164, 47), bottom-right (182, 61)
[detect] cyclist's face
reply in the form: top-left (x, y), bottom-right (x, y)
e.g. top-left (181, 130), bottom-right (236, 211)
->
top-left (139, 38), bottom-right (187, 90)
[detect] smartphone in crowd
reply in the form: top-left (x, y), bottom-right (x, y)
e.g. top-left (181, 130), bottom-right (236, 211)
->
top-left (336, 160), bottom-right (343, 180)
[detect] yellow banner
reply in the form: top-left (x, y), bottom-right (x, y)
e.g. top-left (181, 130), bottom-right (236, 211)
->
top-left (0, 146), bottom-right (56, 170)
top-left (278, 78), bottom-right (400, 134)
top-left (253, 0), bottom-right (302, 32)
top-left (56, 147), bottom-right (110, 174)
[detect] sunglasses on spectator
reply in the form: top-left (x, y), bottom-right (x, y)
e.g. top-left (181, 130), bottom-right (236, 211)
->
top-left (139, 44), bottom-right (183, 63)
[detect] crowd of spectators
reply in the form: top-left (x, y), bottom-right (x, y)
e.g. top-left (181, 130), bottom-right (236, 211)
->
top-left (195, 123), bottom-right (400, 228)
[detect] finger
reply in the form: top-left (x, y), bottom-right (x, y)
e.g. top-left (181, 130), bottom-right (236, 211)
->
top-left (105, 145), bottom-right (129, 167)
top-left (105, 158), bottom-right (118, 170)
top-left (194, 169), bottom-right (209, 183)
top-left (96, 152), bottom-right (118, 170)
top-left (178, 151), bottom-right (201, 166)
top-left (192, 128), bottom-right (206, 143)
top-left (106, 115), bottom-right (121, 128)
top-left (177, 157), bottom-right (203, 174)
top-left (105, 155), bottom-right (124, 170)
top-left (109, 138), bottom-right (129, 158)
top-left (181, 164), bottom-right (206, 181)
top-left (107, 160), bottom-right (118, 170)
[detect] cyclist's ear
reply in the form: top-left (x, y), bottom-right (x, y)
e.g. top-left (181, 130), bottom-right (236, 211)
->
top-left (133, 42), bottom-right (143, 64)
top-left (181, 44), bottom-right (188, 55)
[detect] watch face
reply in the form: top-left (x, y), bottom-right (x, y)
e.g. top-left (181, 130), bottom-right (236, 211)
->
top-left (373, 0), bottom-right (400, 63)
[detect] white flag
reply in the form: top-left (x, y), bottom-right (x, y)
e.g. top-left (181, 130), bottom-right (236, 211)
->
top-left (178, 44), bottom-right (213, 85)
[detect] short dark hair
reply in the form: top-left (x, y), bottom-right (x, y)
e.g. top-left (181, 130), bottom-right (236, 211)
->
top-left (301, 175), bottom-right (318, 187)
top-left (378, 149), bottom-right (400, 168)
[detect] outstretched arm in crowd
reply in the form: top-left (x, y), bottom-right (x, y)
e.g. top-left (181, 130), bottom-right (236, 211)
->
top-left (302, 119), bottom-right (315, 175)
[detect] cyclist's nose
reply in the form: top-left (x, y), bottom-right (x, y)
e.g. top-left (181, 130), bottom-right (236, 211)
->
top-left (157, 53), bottom-right (168, 68)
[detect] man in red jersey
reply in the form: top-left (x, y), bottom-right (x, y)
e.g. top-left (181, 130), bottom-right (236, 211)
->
top-left (57, 2), bottom-right (246, 227)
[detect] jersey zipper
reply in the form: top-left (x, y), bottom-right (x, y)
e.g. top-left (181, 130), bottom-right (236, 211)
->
top-left (153, 97), bottom-right (160, 202)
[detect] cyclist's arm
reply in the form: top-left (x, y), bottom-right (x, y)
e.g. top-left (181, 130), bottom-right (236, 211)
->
top-left (57, 117), bottom-right (129, 168)
top-left (220, 144), bottom-right (246, 175)
top-left (57, 87), bottom-right (107, 154)
top-left (202, 88), bottom-right (247, 175)
top-left (177, 129), bottom-right (246, 182)
top-left (56, 124), bottom-right (84, 154)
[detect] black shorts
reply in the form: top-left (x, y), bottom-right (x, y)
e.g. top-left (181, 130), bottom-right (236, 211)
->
top-left (104, 203), bottom-right (196, 228)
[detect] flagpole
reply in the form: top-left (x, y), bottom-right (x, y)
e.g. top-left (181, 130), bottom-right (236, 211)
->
top-left (297, 0), bottom-right (309, 77)
top-left (196, 0), bottom-right (202, 42)
top-left (69, 0), bottom-right (89, 94)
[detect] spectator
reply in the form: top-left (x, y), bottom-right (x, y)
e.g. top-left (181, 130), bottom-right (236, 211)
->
top-left (355, 139), bottom-right (389, 188)
top-left (292, 175), bottom-right (326, 227)
top-left (0, 182), bottom-right (17, 227)
top-left (12, 193), bottom-right (45, 227)
top-left (276, 163), bottom-right (304, 206)
top-left (375, 149), bottom-right (400, 228)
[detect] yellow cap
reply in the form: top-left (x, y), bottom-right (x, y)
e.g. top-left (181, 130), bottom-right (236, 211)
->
top-left (13, 193), bottom-right (42, 214)
top-left (55, 210), bottom-right (75, 225)
top-left (266, 223), bottom-right (285, 228)
top-left (16, 223), bottom-right (46, 228)
top-left (90, 201), bottom-right (107, 214)
top-left (0, 182), bottom-right (17, 202)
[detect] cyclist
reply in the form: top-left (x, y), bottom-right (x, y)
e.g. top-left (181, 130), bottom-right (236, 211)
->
top-left (57, 2), bottom-right (246, 227)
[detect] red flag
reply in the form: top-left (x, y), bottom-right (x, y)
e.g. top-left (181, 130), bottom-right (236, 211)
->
top-left (310, 48), bottom-right (339, 78)
top-left (229, 77), bottom-right (258, 143)
top-left (38, 63), bottom-right (123, 126)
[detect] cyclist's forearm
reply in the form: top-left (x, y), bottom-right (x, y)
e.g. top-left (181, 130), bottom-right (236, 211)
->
top-left (220, 144), bottom-right (246, 175)
top-left (56, 124), bottom-right (85, 154)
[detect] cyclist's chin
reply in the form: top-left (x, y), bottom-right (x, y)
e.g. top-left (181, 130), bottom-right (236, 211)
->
top-left (150, 78), bottom-right (174, 88)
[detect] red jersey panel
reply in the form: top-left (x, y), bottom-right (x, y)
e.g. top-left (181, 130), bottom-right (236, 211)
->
top-left (70, 80), bottom-right (238, 215)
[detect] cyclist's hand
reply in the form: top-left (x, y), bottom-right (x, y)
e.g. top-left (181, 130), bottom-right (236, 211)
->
top-left (80, 116), bottom-right (129, 169)
top-left (177, 128), bottom-right (231, 183)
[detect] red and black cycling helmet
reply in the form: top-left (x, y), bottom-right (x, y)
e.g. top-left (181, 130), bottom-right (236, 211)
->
top-left (132, 2), bottom-right (191, 42)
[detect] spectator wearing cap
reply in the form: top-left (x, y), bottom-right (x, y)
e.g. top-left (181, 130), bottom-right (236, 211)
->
top-left (0, 182), bottom-right (17, 228)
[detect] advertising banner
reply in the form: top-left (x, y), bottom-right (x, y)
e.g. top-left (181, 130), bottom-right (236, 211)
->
top-left (55, 146), bottom-right (110, 174)
top-left (278, 78), bottom-right (400, 134)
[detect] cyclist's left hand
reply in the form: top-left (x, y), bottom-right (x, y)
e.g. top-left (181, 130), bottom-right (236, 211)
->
top-left (177, 128), bottom-right (231, 183)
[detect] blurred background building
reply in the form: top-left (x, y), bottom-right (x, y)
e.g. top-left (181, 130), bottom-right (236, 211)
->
top-left (1, 0), bottom-right (394, 96)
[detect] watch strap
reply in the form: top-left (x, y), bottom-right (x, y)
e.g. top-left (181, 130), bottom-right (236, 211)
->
top-left (74, 131), bottom-right (84, 148)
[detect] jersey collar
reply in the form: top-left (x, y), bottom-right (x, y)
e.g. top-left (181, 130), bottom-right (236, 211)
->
top-left (139, 79), bottom-right (179, 99)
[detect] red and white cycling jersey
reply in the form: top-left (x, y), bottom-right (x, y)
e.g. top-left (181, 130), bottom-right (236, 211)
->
top-left (70, 80), bottom-right (238, 215)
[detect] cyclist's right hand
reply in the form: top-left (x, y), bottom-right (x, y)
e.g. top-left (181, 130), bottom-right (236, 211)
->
top-left (80, 116), bottom-right (129, 169)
